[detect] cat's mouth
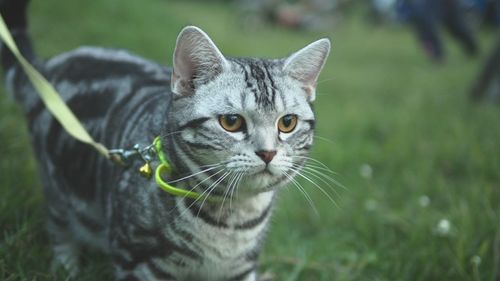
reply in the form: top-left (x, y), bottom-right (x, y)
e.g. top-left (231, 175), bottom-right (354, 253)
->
top-left (252, 164), bottom-right (282, 178)
top-left (257, 169), bottom-right (273, 176)
top-left (248, 166), bottom-right (283, 186)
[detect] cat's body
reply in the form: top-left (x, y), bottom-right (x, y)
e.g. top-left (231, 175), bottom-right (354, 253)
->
top-left (1, 1), bottom-right (330, 280)
top-left (11, 45), bottom-right (272, 281)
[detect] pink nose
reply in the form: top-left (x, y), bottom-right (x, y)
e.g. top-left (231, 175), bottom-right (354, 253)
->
top-left (255, 150), bottom-right (277, 164)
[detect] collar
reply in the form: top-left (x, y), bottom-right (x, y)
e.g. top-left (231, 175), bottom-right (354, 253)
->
top-left (152, 137), bottom-right (221, 203)
top-left (110, 137), bottom-right (221, 203)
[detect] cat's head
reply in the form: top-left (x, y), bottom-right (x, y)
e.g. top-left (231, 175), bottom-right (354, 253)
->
top-left (165, 26), bottom-right (330, 197)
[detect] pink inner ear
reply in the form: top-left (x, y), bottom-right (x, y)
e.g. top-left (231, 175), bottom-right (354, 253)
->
top-left (302, 85), bottom-right (314, 96)
top-left (302, 85), bottom-right (316, 102)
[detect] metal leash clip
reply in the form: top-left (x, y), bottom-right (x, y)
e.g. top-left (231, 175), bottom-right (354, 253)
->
top-left (108, 142), bottom-right (156, 179)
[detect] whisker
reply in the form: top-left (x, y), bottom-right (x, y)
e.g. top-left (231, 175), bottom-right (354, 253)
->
top-left (227, 172), bottom-right (242, 213)
top-left (292, 165), bottom-right (343, 200)
top-left (292, 156), bottom-right (343, 180)
top-left (313, 135), bottom-right (335, 144)
top-left (197, 171), bottom-right (231, 219)
top-left (161, 130), bottom-right (184, 138)
top-left (168, 164), bottom-right (224, 184)
top-left (301, 164), bottom-right (346, 190)
top-left (291, 155), bottom-right (331, 170)
top-left (281, 169), bottom-right (319, 215)
top-left (288, 166), bottom-right (338, 208)
top-left (230, 169), bottom-right (248, 211)
top-left (179, 169), bottom-right (226, 217)
top-left (302, 163), bottom-right (338, 175)
top-left (297, 165), bottom-right (335, 186)
top-left (217, 172), bottom-right (239, 222)
top-left (316, 77), bottom-right (336, 85)
top-left (185, 168), bottom-right (225, 194)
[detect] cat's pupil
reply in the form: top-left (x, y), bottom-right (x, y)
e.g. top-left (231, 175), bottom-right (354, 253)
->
top-left (278, 114), bottom-right (298, 133)
top-left (282, 115), bottom-right (293, 127)
top-left (225, 115), bottom-right (239, 126)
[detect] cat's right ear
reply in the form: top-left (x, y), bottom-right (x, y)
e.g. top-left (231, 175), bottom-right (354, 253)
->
top-left (172, 26), bottom-right (229, 96)
top-left (283, 38), bottom-right (331, 102)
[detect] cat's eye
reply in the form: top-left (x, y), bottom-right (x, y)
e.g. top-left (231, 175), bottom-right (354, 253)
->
top-left (219, 114), bottom-right (245, 132)
top-left (278, 114), bottom-right (298, 133)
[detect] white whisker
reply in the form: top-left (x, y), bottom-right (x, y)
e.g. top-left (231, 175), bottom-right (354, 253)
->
top-left (281, 169), bottom-right (319, 215)
top-left (301, 164), bottom-right (346, 191)
top-left (179, 169), bottom-right (226, 217)
top-left (197, 171), bottom-right (231, 219)
top-left (303, 163), bottom-right (338, 175)
top-left (226, 172), bottom-right (241, 213)
top-left (288, 166), bottom-right (338, 208)
top-left (217, 172), bottom-right (239, 222)
top-left (291, 155), bottom-right (331, 170)
top-left (316, 77), bottom-right (336, 85)
top-left (161, 130), bottom-right (184, 138)
top-left (313, 135), bottom-right (335, 144)
top-left (293, 165), bottom-right (343, 201)
top-left (168, 164), bottom-right (224, 184)
top-left (230, 170), bottom-right (247, 211)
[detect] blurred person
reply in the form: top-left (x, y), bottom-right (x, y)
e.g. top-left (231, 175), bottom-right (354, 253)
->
top-left (237, 0), bottom-right (345, 31)
top-left (402, 0), bottom-right (479, 62)
top-left (469, 39), bottom-right (500, 102)
top-left (462, 0), bottom-right (500, 28)
top-left (483, 0), bottom-right (500, 27)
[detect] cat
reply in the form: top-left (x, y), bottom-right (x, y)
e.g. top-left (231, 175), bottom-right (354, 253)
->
top-left (0, 0), bottom-right (330, 280)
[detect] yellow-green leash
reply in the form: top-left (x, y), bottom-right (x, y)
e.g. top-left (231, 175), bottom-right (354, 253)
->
top-left (0, 13), bottom-right (212, 203)
top-left (0, 14), bottom-right (109, 158)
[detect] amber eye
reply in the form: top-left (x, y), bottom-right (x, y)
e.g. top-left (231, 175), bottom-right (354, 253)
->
top-left (278, 114), bottom-right (298, 133)
top-left (219, 114), bottom-right (245, 132)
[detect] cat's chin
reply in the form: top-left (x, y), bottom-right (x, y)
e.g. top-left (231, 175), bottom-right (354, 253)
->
top-left (241, 170), bottom-right (288, 194)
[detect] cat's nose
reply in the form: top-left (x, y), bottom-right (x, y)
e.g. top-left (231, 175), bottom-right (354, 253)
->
top-left (255, 150), bottom-right (277, 164)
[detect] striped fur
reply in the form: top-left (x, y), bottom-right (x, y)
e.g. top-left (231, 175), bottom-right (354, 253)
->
top-left (0, 2), bottom-right (330, 280)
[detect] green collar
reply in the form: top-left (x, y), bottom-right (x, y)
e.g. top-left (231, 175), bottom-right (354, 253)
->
top-left (151, 137), bottom-right (220, 203)
top-left (110, 137), bottom-right (220, 202)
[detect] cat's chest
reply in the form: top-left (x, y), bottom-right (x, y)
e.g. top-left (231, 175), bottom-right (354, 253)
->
top-left (174, 194), bottom-right (272, 253)
top-left (190, 218), bottom-right (265, 258)
top-left (173, 222), bottom-right (263, 281)
top-left (169, 195), bottom-right (273, 278)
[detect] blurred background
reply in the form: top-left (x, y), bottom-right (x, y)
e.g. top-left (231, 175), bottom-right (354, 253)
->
top-left (0, 0), bottom-right (499, 280)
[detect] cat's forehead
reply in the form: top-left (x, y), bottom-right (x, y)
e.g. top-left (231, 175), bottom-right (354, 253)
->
top-left (191, 58), bottom-right (313, 118)
top-left (230, 58), bottom-right (283, 110)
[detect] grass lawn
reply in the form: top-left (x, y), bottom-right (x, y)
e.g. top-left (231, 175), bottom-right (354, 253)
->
top-left (1, 0), bottom-right (499, 280)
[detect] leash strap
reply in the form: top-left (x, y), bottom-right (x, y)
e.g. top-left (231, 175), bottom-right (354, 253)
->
top-left (0, 14), bottom-right (219, 202)
top-left (0, 13), bottom-right (110, 158)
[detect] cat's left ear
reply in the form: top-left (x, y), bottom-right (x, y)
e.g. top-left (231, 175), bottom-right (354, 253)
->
top-left (283, 38), bottom-right (331, 102)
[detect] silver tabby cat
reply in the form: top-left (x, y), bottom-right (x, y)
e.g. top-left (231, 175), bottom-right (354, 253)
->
top-left (1, 1), bottom-right (330, 280)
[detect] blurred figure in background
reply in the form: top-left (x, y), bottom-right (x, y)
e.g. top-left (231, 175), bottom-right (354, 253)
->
top-left (462, 0), bottom-right (500, 29)
top-left (237, 0), bottom-right (350, 31)
top-left (369, 0), bottom-right (400, 23)
top-left (400, 0), bottom-right (479, 62)
top-left (469, 39), bottom-right (500, 102)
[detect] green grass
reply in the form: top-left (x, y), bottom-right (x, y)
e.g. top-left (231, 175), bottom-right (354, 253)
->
top-left (1, 0), bottom-right (499, 280)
